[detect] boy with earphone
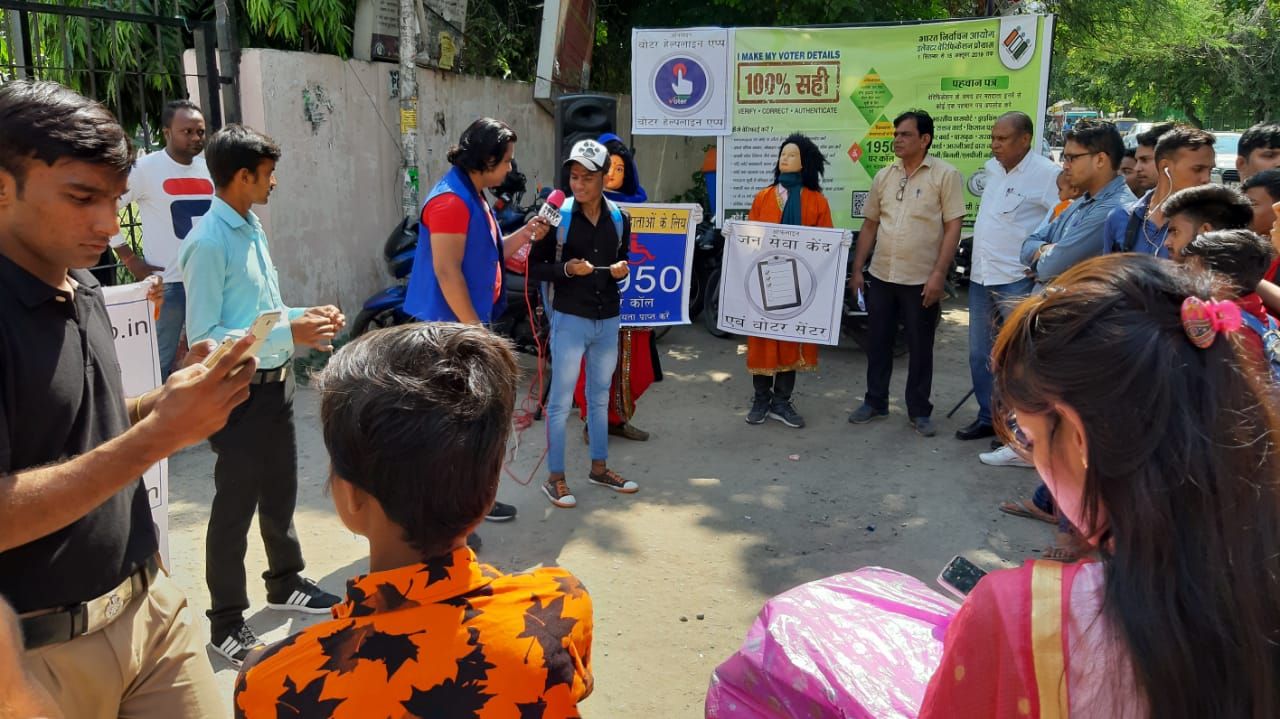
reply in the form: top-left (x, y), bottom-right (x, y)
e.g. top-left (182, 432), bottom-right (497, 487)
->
top-left (1102, 124), bottom-right (1217, 257)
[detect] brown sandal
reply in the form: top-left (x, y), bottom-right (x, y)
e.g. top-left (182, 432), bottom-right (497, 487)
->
top-left (1041, 545), bottom-right (1081, 562)
top-left (998, 498), bottom-right (1056, 525)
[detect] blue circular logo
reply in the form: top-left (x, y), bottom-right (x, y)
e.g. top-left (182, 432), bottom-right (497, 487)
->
top-left (652, 55), bottom-right (711, 114)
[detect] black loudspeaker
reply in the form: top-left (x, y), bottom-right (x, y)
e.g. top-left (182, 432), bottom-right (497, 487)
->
top-left (554, 93), bottom-right (617, 190)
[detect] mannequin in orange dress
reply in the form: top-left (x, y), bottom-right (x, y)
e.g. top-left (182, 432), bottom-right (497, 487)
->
top-left (745, 134), bottom-right (833, 428)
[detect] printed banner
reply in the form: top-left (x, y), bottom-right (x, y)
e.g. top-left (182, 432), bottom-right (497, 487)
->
top-left (717, 15), bottom-right (1054, 226)
top-left (717, 219), bottom-right (852, 345)
top-left (103, 282), bottom-right (170, 569)
top-left (631, 27), bottom-right (732, 136)
top-left (617, 202), bottom-right (700, 326)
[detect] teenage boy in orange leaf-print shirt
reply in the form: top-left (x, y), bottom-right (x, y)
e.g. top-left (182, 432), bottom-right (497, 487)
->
top-left (234, 324), bottom-right (593, 719)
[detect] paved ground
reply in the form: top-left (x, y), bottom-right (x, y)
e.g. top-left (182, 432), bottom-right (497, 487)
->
top-left (163, 291), bottom-right (1052, 717)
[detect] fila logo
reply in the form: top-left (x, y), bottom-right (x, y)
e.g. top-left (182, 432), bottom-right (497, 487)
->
top-left (164, 177), bottom-right (214, 240)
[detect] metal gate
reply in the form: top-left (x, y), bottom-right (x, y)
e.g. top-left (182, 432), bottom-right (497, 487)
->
top-left (0, 0), bottom-right (237, 284)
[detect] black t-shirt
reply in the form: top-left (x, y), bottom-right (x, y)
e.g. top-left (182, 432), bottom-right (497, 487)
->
top-left (0, 255), bottom-right (157, 613)
top-left (528, 202), bottom-right (630, 319)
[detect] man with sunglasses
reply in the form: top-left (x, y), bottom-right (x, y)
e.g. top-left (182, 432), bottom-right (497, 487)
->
top-left (849, 110), bottom-right (966, 437)
top-left (1020, 119), bottom-right (1134, 287)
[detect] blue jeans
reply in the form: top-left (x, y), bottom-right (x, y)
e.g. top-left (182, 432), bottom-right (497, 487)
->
top-left (968, 278), bottom-right (1034, 424)
top-left (546, 310), bottom-right (621, 474)
top-left (157, 282), bottom-right (186, 381)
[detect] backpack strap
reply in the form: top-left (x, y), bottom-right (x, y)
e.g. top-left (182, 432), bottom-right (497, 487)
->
top-left (1239, 312), bottom-right (1280, 381)
top-left (555, 197), bottom-right (574, 260)
top-left (1241, 311), bottom-right (1268, 336)
top-left (1119, 208), bottom-right (1144, 253)
top-left (605, 198), bottom-right (624, 238)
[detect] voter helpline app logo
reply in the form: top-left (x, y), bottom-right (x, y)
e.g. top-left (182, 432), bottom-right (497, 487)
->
top-left (653, 55), bottom-right (711, 114)
top-left (998, 17), bottom-right (1036, 70)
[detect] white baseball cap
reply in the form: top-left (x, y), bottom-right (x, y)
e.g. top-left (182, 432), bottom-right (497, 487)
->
top-left (562, 139), bottom-right (609, 172)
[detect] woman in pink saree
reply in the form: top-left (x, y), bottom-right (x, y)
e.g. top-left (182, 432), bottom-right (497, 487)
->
top-left (709, 255), bottom-right (1280, 718)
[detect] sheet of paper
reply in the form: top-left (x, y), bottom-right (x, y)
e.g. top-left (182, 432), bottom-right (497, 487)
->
top-left (756, 257), bottom-right (801, 311)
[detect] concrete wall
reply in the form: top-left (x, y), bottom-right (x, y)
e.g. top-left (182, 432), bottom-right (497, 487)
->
top-left (217, 49), bottom-right (705, 316)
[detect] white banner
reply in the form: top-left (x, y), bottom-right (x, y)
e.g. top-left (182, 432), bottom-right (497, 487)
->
top-left (102, 282), bottom-right (169, 569)
top-left (631, 27), bottom-right (732, 136)
top-left (717, 219), bottom-right (852, 346)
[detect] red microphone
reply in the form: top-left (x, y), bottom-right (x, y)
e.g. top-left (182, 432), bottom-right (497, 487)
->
top-left (538, 189), bottom-right (567, 228)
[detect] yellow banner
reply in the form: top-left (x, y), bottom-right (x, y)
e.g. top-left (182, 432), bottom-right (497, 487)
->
top-left (627, 206), bottom-right (692, 235)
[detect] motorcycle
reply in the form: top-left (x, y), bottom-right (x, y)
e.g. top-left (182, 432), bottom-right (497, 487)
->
top-left (693, 223), bottom-right (732, 338)
top-left (491, 168), bottom-right (550, 354)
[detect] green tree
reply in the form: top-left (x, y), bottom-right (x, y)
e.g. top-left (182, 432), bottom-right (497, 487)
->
top-left (0, 0), bottom-right (354, 135)
top-left (1047, 0), bottom-right (1279, 128)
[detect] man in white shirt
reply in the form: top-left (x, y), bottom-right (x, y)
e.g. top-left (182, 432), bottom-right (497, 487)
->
top-left (957, 112), bottom-right (1059, 441)
top-left (111, 100), bottom-right (212, 379)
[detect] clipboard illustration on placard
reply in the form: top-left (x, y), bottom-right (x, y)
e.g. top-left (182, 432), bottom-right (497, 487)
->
top-left (756, 257), bottom-right (802, 312)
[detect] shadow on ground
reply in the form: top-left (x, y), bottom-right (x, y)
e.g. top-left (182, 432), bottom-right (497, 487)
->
top-left (165, 289), bottom-right (1052, 717)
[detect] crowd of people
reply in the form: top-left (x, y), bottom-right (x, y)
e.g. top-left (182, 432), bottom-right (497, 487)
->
top-left (4, 71), bottom-right (1280, 718)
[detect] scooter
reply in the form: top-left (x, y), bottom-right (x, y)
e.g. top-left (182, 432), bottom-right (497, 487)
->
top-left (350, 217), bottom-right (417, 338)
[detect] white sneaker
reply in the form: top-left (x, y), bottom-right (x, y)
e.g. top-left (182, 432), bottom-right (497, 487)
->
top-left (980, 445), bottom-right (1033, 468)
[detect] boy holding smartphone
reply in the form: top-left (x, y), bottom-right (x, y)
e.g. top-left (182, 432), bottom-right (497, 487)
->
top-left (179, 124), bottom-right (345, 666)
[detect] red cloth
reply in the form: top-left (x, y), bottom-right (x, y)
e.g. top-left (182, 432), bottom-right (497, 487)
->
top-left (920, 560), bottom-right (1090, 718)
top-left (422, 193), bottom-right (502, 305)
top-left (1267, 258), bottom-right (1280, 284)
top-left (574, 328), bottom-right (655, 425)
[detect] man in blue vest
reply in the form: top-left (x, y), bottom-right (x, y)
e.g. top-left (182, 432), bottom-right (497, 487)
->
top-left (530, 140), bottom-right (641, 509)
top-left (403, 117), bottom-right (549, 526)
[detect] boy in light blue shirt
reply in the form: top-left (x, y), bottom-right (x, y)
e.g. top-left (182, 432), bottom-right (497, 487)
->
top-left (179, 124), bottom-right (346, 667)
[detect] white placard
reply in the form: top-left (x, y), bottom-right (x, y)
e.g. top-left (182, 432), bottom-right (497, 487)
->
top-left (102, 282), bottom-right (169, 569)
top-left (631, 27), bottom-right (732, 136)
top-left (717, 219), bottom-right (851, 346)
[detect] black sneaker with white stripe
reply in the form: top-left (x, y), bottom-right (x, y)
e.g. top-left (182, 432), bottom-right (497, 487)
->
top-left (210, 623), bottom-right (264, 667)
top-left (266, 577), bottom-right (341, 615)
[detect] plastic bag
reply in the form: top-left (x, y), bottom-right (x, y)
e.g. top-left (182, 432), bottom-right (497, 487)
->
top-left (705, 567), bottom-right (959, 719)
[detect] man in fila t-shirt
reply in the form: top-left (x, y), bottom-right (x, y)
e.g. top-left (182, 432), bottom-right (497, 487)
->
top-left (111, 99), bottom-right (213, 379)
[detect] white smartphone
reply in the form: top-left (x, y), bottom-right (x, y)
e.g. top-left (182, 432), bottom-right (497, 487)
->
top-left (937, 555), bottom-right (988, 599)
top-left (203, 310), bottom-right (283, 368)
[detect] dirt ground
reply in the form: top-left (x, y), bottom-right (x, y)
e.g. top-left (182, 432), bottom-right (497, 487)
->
top-left (163, 292), bottom-right (1052, 717)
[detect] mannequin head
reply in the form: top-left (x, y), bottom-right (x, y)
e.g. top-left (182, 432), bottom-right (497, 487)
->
top-left (778, 143), bottom-right (802, 173)
top-left (605, 154), bottom-right (626, 191)
top-left (771, 133), bottom-right (828, 191)
top-left (598, 133), bottom-right (647, 203)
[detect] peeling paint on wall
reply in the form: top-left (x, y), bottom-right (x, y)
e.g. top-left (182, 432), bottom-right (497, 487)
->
top-left (302, 84), bottom-right (335, 134)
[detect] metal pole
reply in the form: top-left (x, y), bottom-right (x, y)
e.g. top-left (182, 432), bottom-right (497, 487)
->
top-left (194, 22), bottom-right (223, 132)
top-left (213, 0), bottom-right (241, 124)
top-left (398, 0), bottom-right (419, 218)
top-left (16, 8), bottom-right (33, 79)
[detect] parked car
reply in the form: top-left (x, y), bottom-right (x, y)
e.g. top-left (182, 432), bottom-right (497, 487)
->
top-left (1122, 121), bottom-right (1155, 150)
top-left (1210, 131), bottom-right (1242, 186)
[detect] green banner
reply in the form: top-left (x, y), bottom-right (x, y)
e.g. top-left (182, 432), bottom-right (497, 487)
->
top-left (720, 16), bottom-right (1054, 228)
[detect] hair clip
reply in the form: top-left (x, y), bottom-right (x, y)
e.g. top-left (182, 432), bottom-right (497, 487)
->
top-left (1181, 296), bottom-right (1243, 348)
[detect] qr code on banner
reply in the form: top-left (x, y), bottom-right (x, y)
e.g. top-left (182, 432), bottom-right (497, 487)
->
top-left (850, 191), bottom-right (869, 218)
